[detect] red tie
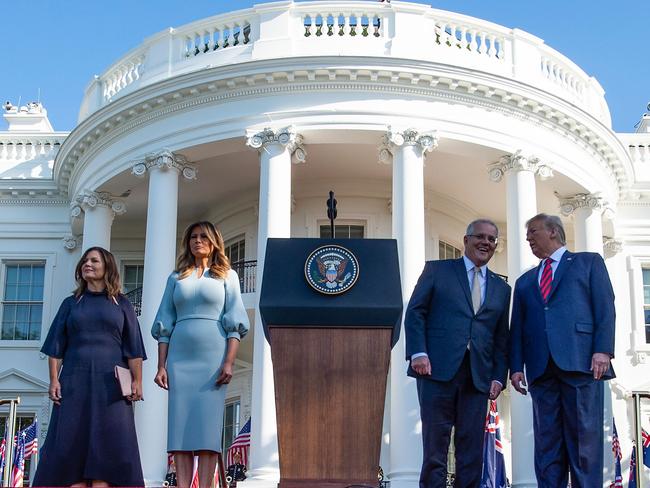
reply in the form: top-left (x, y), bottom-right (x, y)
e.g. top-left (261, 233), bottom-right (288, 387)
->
top-left (540, 258), bottom-right (553, 302)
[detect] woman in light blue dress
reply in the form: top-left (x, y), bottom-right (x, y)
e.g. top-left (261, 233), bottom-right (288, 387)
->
top-left (152, 221), bottom-right (249, 488)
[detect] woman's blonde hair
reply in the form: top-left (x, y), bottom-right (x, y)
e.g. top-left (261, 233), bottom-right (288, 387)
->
top-left (176, 221), bottom-right (230, 280)
top-left (73, 247), bottom-right (122, 300)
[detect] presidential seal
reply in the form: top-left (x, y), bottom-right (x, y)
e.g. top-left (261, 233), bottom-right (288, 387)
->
top-left (304, 245), bottom-right (359, 295)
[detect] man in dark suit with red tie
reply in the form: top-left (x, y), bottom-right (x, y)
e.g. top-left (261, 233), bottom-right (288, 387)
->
top-left (509, 213), bottom-right (616, 488)
top-left (405, 219), bottom-right (511, 488)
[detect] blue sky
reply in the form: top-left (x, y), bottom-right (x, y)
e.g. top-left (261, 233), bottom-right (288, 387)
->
top-left (1, 0), bottom-right (647, 133)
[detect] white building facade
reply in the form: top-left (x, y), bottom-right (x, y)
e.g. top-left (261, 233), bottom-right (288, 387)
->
top-left (1, 1), bottom-right (649, 486)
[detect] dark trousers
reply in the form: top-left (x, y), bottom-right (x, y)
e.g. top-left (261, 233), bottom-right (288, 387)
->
top-left (529, 359), bottom-right (604, 488)
top-left (416, 353), bottom-right (488, 488)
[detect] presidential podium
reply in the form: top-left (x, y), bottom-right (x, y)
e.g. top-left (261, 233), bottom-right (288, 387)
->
top-left (259, 238), bottom-right (403, 488)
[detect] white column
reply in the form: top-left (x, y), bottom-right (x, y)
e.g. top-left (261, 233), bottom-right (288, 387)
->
top-left (558, 193), bottom-right (605, 255)
top-left (381, 127), bottom-right (437, 487)
top-left (245, 127), bottom-right (305, 483)
top-left (488, 151), bottom-right (553, 488)
top-left (74, 190), bottom-right (126, 251)
top-left (132, 149), bottom-right (197, 485)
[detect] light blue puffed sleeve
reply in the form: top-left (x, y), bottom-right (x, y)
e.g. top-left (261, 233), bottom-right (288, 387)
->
top-left (151, 273), bottom-right (178, 344)
top-left (222, 269), bottom-right (250, 341)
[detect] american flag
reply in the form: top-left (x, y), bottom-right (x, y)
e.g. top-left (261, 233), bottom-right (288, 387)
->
top-left (629, 445), bottom-right (637, 488)
top-left (642, 428), bottom-right (650, 468)
top-left (0, 437), bottom-right (5, 473)
top-left (11, 431), bottom-right (25, 487)
top-left (227, 418), bottom-right (251, 468)
top-left (610, 418), bottom-right (623, 488)
top-left (18, 420), bottom-right (38, 459)
top-left (480, 401), bottom-right (507, 488)
top-left (184, 455), bottom-right (223, 488)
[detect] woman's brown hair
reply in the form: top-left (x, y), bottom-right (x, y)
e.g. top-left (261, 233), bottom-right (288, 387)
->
top-left (73, 246), bottom-right (122, 300)
top-left (176, 221), bottom-right (230, 280)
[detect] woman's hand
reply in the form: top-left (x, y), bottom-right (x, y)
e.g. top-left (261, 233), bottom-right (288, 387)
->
top-left (154, 366), bottom-right (169, 390)
top-left (128, 380), bottom-right (144, 402)
top-left (216, 361), bottom-right (233, 385)
top-left (49, 379), bottom-right (62, 405)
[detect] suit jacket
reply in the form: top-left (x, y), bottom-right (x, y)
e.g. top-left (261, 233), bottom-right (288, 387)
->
top-left (509, 251), bottom-right (615, 385)
top-left (404, 258), bottom-right (511, 392)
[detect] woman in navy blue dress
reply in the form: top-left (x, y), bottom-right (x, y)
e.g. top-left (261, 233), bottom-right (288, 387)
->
top-left (33, 247), bottom-right (146, 487)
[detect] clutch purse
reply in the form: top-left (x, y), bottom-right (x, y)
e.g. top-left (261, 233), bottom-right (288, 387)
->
top-left (114, 365), bottom-right (132, 397)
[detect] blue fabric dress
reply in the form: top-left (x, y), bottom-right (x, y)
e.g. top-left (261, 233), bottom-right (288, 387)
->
top-left (33, 291), bottom-right (147, 487)
top-left (152, 269), bottom-right (249, 452)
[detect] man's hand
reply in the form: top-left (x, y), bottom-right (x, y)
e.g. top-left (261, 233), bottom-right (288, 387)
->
top-left (591, 352), bottom-right (611, 380)
top-left (411, 356), bottom-right (432, 376)
top-left (488, 380), bottom-right (503, 400)
top-left (510, 371), bottom-right (527, 395)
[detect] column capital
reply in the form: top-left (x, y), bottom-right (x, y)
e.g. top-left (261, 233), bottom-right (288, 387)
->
top-left (62, 235), bottom-right (81, 251)
top-left (488, 150), bottom-right (553, 182)
top-left (379, 127), bottom-right (438, 161)
top-left (131, 148), bottom-right (198, 180)
top-left (245, 126), bottom-right (307, 163)
top-left (556, 192), bottom-right (606, 216)
top-left (603, 237), bottom-right (623, 257)
top-left (75, 190), bottom-right (127, 215)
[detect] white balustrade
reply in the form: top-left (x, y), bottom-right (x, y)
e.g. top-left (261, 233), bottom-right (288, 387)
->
top-left (102, 53), bottom-right (145, 101)
top-left (431, 17), bottom-right (505, 61)
top-left (301, 11), bottom-right (385, 39)
top-left (618, 134), bottom-right (650, 165)
top-left (77, 1), bottom-right (608, 126)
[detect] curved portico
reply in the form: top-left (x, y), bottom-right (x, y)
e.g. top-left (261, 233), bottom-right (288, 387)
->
top-left (45, 2), bottom-right (632, 487)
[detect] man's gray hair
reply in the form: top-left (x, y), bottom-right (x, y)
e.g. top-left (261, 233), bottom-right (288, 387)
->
top-left (466, 219), bottom-right (499, 237)
top-left (526, 213), bottom-right (567, 245)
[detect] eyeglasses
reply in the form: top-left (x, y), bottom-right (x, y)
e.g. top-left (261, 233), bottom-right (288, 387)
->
top-left (467, 234), bottom-right (498, 244)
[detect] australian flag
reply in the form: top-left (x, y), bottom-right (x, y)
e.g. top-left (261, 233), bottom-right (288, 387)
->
top-left (629, 445), bottom-right (637, 488)
top-left (610, 418), bottom-right (623, 487)
top-left (480, 400), bottom-right (507, 488)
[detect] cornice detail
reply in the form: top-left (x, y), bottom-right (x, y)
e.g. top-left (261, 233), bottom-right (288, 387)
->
top-left (131, 148), bottom-right (197, 180)
top-left (556, 192), bottom-right (605, 216)
top-left (379, 127), bottom-right (438, 161)
top-left (245, 126), bottom-right (306, 163)
top-left (55, 64), bottom-right (630, 197)
top-left (488, 150), bottom-right (554, 183)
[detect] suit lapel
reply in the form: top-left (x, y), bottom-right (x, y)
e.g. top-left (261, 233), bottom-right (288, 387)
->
top-left (479, 269), bottom-right (496, 313)
top-left (547, 251), bottom-right (574, 301)
top-left (453, 258), bottom-right (473, 311)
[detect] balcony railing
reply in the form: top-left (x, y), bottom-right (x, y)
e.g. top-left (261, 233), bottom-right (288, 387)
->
top-left (123, 260), bottom-right (258, 317)
top-left (78, 1), bottom-right (610, 126)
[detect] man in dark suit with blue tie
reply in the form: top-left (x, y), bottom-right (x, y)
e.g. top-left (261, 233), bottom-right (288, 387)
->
top-left (509, 213), bottom-right (615, 488)
top-left (405, 219), bottom-right (511, 488)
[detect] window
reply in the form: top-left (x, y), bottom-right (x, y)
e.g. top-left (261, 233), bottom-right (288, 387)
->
top-left (1, 262), bottom-right (45, 340)
top-left (123, 264), bottom-right (144, 293)
top-left (0, 414), bottom-right (37, 484)
top-left (222, 400), bottom-right (241, 452)
top-left (319, 225), bottom-right (364, 239)
top-left (643, 268), bottom-right (650, 344)
top-left (225, 237), bottom-right (246, 265)
top-left (439, 241), bottom-right (462, 260)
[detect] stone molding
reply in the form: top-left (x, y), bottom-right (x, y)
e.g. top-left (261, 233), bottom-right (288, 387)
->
top-left (245, 126), bottom-right (306, 163)
top-left (487, 150), bottom-right (554, 183)
top-left (556, 192), bottom-right (605, 216)
top-left (379, 127), bottom-right (438, 162)
top-left (131, 148), bottom-right (197, 180)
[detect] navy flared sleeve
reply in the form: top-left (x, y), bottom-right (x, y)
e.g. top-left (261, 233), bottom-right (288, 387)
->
top-left (119, 295), bottom-right (147, 360)
top-left (40, 296), bottom-right (74, 359)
